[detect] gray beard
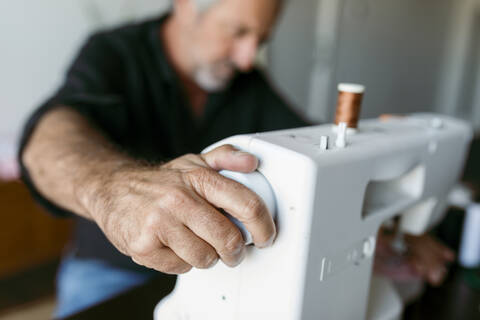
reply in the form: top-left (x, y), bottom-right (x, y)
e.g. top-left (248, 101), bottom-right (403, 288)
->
top-left (193, 64), bottom-right (234, 92)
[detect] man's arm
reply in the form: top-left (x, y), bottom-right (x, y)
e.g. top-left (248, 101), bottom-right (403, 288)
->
top-left (23, 107), bottom-right (276, 274)
top-left (23, 107), bottom-right (127, 219)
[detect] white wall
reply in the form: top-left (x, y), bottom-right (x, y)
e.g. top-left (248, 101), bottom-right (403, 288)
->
top-left (437, 0), bottom-right (480, 129)
top-left (3, 0), bottom-right (479, 138)
top-left (0, 0), bottom-right (169, 138)
top-left (268, 0), bottom-right (480, 130)
top-left (1, 1), bottom-right (89, 137)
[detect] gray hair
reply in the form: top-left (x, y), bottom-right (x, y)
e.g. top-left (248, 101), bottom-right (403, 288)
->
top-left (172, 0), bottom-right (285, 14)
top-left (168, 0), bottom-right (218, 13)
top-left (194, 0), bottom-right (218, 12)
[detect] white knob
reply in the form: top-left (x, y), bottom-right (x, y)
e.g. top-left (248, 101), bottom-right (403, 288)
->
top-left (219, 170), bottom-right (276, 245)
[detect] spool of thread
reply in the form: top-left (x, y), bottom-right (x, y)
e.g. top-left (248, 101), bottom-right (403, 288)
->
top-left (334, 83), bottom-right (365, 129)
top-left (459, 203), bottom-right (480, 268)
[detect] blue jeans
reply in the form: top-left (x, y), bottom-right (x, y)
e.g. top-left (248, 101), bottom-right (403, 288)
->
top-left (54, 253), bottom-right (156, 319)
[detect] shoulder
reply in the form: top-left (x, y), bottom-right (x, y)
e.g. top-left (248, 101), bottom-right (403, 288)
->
top-left (84, 16), bottom-right (162, 52)
top-left (70, 17), bottom-right (163, 77)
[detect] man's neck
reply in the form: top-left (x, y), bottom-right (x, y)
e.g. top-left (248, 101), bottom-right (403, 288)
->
top-left (161, 16), bottom-right (207, 118)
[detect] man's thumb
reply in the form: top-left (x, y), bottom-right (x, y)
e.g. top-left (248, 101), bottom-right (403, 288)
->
top-left (201, 144), bottom-right (258, 173)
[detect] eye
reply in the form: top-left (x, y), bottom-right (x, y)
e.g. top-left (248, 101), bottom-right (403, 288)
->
top-left (258, 34), bottom-right (269, 46)
top-left (233, 26), bottom-right (249, 39)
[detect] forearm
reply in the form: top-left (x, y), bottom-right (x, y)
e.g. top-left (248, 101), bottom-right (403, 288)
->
top-left (22, 106), bottom-right (134, 220)
top-left (23, 111), bottom-right (276, 272)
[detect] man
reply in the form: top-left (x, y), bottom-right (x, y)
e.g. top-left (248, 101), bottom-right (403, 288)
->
top-left (20, 0), bottom-right (453, 317)
top-left (20, 0), bottom-right (303, 317)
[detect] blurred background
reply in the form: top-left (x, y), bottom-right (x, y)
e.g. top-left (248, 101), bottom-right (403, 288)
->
top-left (1, 0), bottom-right (479, 319)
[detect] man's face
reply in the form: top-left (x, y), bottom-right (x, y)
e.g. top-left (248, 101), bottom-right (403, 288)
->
top-left (181, 0), bottom-right (280, 91)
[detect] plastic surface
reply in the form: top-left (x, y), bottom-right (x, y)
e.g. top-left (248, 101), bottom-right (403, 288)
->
top-left (154, 113), bottom-right (472, 320)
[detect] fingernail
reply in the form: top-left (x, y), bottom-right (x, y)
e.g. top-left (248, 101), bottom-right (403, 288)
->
top-left (257, 234), bottom-right (275, 249)
top-left (233, 246), bottom-right (247, 266)
top-left (431, 268), bottom-right (445, 282)
top-left (232, 150), bottom-right (252, 157)
top-left (208, 257), bottom-right (219, 268)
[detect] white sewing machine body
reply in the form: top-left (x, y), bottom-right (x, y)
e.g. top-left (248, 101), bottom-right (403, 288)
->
top-left (155, 114), bottom-right (472, 320)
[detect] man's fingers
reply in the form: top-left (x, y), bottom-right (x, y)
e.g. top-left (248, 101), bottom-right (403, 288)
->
top-left (133, 246), bottom-right (192, 275)
top-left (379, 114), bottom-right (405, 121)
top-left (408, 239), bottom-right (449, 286)
top-left (442, 248), bottom-right (456, 261)
top-left (424, 235), bottom-right (455, 261)
top-left (201, 144), bottom-right (258, 173)
top-left (187, 168), bottom-right (275, 248)
top-left (158, 224), bottom-right (219, 269)
top-left (180, 195), bottom-right (248, 267)
top-left (407, 233), bottom-right (455, 264)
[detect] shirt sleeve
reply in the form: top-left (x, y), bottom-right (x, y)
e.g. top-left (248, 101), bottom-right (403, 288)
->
top-left (254, 71), bottom-right (314, 132)
top-left (18, 32), bottom-right (129, 217)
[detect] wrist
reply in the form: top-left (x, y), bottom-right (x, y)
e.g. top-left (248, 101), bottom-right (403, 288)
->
top-left (74, 154), bottom-right (136, 222)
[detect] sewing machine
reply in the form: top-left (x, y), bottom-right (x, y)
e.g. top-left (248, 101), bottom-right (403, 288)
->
top-left (154, 113), bottom-right (472, 320)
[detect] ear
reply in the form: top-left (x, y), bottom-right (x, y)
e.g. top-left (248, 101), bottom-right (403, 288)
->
top-left (173, 0), bottom-right (200, 24)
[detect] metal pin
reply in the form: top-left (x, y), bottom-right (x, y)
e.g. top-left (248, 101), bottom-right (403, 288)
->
top-left (320, 136), bottom-right (329, 150)
top-left (336, 122), bottom-right (347, 148)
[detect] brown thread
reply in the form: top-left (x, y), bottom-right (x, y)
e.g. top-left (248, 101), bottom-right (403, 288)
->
top-left (334, 84), bottom-right (365, 129)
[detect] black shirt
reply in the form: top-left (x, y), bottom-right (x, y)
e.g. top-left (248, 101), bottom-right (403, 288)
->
top-left (19, 16), bottom-right (308, 272)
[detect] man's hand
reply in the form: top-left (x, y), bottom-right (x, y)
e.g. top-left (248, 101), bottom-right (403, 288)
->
top-left (375, 227), bottom-right (455, 286)
top-left (24, 108), bottom-right (275, 275)
top-left (403, 233), bottom-right (455, 286)
top-left (84, 145), bottom-right (276, 274)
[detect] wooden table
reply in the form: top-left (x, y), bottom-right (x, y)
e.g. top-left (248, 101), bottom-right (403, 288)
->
top-left (0, 181), bottom-right (71, 280)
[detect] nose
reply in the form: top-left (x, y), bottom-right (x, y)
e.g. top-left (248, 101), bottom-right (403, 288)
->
top-left (232, 36), bottom-right (258, 72)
